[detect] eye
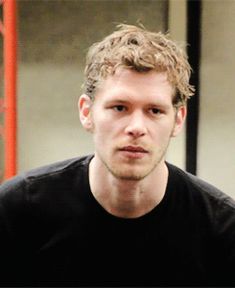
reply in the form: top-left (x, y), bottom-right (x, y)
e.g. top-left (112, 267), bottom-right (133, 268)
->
top-left (149, 107), bottom-right (162, 115)
top-left (113, 105), bottom-right (127, 112)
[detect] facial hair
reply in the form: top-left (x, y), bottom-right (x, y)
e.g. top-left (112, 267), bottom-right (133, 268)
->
top-left (97, 139), bottom-right (170, 181)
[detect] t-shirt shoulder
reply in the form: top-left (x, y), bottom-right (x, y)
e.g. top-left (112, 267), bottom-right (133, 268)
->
top-left (167, 162), bottom-right (235, 210)
top-left (0, 154), bottom-right (93, 193)
top-left (23, 154), bottom-right (93, 181)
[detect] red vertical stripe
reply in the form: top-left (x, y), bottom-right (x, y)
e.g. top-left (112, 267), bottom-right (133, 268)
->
top-left (4, 0), bottom-right (17, 180)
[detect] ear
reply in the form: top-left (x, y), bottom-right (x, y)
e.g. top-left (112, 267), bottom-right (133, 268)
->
top-left (78, 94), bottom-right (94, 132)
top-left (171, 105), bottom-right (187, 137)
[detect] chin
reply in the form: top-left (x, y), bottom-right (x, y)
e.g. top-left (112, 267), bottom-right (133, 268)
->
top-left (111, 166), bottom-right (152, 181)
top-left (116, 174), bottom-right (147, 181)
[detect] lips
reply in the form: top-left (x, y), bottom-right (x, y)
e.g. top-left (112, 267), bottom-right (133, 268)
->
top-left (119, 146), bottom-right (148, 153)
top-left (118, 146), bottom-right (148, 160)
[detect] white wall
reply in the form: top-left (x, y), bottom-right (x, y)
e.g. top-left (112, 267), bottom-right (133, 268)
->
top-left (166, 0), bottom-right (187, 169)
top-left (198, 0), bottom-right (235, 198)
top-left (18, 64), bottom-right (94, 171)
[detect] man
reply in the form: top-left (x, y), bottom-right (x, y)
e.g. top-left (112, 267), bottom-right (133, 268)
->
top-left (0, 24), bottom-right (234, 287)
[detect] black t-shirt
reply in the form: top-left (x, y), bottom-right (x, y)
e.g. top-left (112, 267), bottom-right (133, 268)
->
top-left (0, 155), bottom-right (234, 287)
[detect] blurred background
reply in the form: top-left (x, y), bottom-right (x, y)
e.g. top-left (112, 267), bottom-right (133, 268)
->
top-left (0, 0), bottom-right (235, 199)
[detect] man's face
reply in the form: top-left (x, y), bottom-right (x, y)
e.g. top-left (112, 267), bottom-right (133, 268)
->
top-left (79, 68), bottom-right (186, 181)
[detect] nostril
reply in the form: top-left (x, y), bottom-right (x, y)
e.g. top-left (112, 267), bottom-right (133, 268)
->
top-left (125, 125), bottom-right (147, 137)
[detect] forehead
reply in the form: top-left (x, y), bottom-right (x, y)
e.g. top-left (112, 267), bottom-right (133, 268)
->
top-left (95, 68), bottom-right (174, 104)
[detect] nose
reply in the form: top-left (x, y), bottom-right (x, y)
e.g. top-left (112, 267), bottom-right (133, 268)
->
top-left (124, 110), bottom-right (147, 138)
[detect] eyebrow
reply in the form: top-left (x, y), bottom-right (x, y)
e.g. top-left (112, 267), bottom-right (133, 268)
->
top-left (105, 99), bottom-right (130, 104)
top-left (104, 99), bottom-right (172, 110)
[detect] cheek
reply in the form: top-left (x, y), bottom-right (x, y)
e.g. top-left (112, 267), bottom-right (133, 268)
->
top-left (152, 121), bottom-right (175, 140)
top-left (92, 118), bottom-right (113, 142)
top-left (93, 113), bottom-right (123, 135)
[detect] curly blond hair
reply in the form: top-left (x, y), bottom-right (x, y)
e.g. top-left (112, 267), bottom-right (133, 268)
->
top-left (83, 24), bottom-right (195, 106)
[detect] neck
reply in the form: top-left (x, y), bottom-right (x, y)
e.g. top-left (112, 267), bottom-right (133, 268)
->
top-left (89, 155), bottom-right (169, 218)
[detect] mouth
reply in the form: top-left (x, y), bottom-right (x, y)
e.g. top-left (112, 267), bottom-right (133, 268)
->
top-left (120, 146), bottom-right (148, 153)
top-left (118, 146), bottom-right (148, 159)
